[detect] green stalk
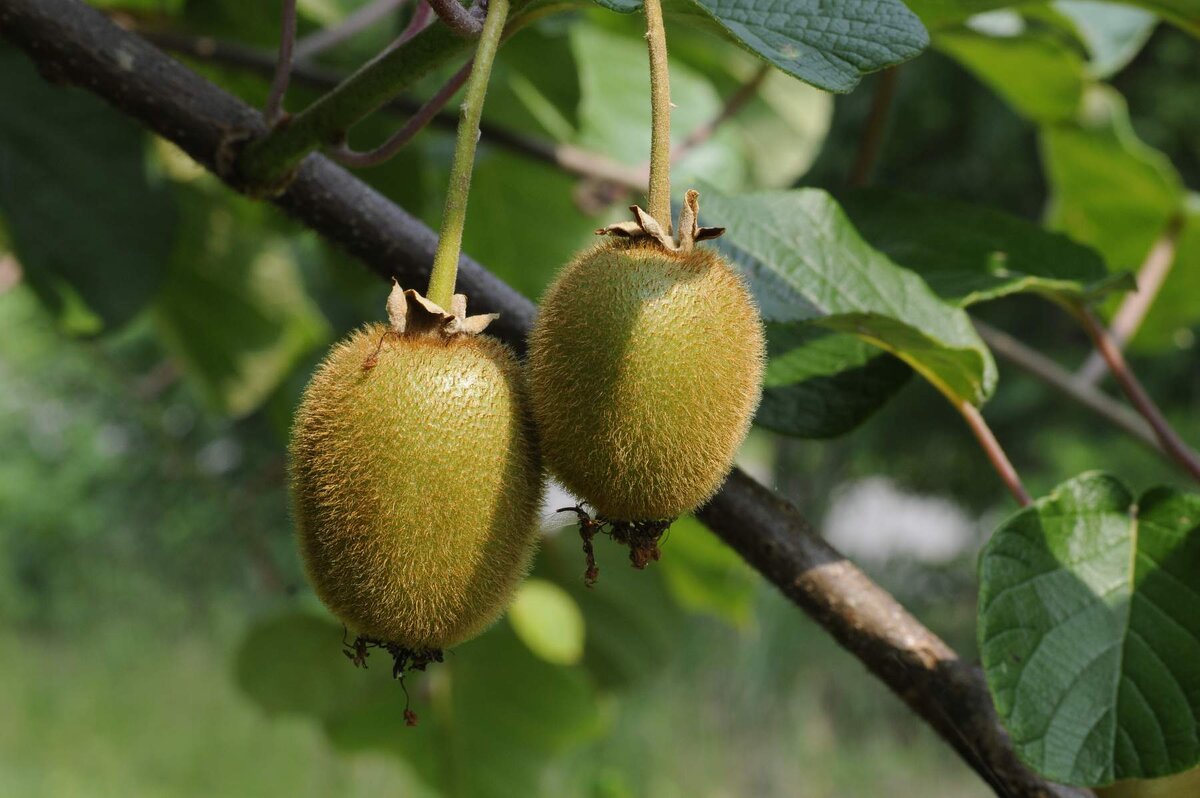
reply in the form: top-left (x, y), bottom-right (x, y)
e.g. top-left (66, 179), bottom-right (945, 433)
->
top-left (425, 0), bottom-right (509, 309)
top-left (643, 0), bottom-right (672, 231)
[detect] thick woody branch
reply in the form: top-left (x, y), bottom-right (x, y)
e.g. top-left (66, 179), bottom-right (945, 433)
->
top-left (0, 2), bottom-right (1088, 795)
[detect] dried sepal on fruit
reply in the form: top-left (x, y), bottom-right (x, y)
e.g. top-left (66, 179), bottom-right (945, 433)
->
top-left (530, 191), bottom-right (764, 579)
top-left (289, 282), bottom-right (544, 674)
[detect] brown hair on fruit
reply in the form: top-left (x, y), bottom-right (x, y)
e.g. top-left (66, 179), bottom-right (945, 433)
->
top-left (529, 191), bottom-right (764, 523)
top-left (289, 285), bottom-right (544, 652)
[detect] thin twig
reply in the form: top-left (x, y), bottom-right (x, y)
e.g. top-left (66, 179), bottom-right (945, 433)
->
top-left (849, 66), bottom-right (900, 188)
top-left (956, 401), bottom-right (1032, 506)
top-left (1074, 305), bottom-right (1200, 486)
top-left (425, 0), bottom-right (483, 37)
top-left (0, 6), bottom-right (1093, 793)
top-left (330, 57), bottom-right (470, 168)
top-left (1075, 214), bottom-right (1185, 386)
top-left (974, 319), bottom-right (1161, 454)
top-left (294, 0), bottom-right (408, 62)
top-left (265, 0), bottom-right (298, 124)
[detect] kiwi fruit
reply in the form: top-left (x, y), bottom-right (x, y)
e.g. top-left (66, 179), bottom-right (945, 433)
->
top-left (528, 191), bottom-right (764, 522)
top-left (289, 286), bottom-right (544, 652)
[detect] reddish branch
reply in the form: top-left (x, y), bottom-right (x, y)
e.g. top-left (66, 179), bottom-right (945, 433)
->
top-left (1075, 305), bottom-right (1200, 486)
top-left (849, 66), bottom-right (900, 187)
top-left (0, 2), bottom-right (1091, 795)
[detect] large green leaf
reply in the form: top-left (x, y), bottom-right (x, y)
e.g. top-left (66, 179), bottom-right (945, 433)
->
top-left (154, 186), bottom-right (329, 418)
top-left (978, 472), bottom-right (1200, 786)
top-left (685, 0), bottom-right (930, 93)
top-left (704, 188), bottom-right (997, 406)
top-left (1042, 87), bottom-right (1185, 275)
top-left (935, 26), bottom-right (1086, 122)
top-left (756, 325), bottom-right (912, 438)
top-left (839, 188), bottom-right (1133, 306)
top-left (0, 48), bottom-right (176, 333)
top-left (589, 0), bottom-right (929, 93)
top-left (1054, 1), bottom-right (1158, 78)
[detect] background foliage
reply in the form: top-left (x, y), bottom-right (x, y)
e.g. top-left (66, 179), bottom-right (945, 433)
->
top-left (1, 0), bottom-right (1198, 794)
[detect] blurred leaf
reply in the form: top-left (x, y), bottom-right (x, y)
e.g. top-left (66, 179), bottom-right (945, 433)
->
top-left (732, 68), bottom-right (832, 189)
top-left (537, 532), bottom-right (688, 689)
top-left (449, 627), bottom-right (603, 797)
top-left (904, 0), bottom-right (1032, 29)
top-left (756, 325), bottom-right (913, 438)
top-left (839, 188), bottom-right (1133, 305)
top-left (978, 472), bottom-right (1200, 786)
top-left (507, 578), bottom-right (586, 665)
top-left (684, 0), bottom-right (930, 93)
top-left (908, 0), bottom-right (1196, 37)
top-left (154, 186), bottom-right (329, 418)
top-left (238, 611), bottom-right (603, 798)
top-left (935, 27), bottom-right (1086, 122)
top-left (234, 610), bottom-right (371, 718)
top-left (442, 148), bottom-right (598, 300)
top-left (487, 28), bottom-right (581, 141)
top-left (1043, 86), bottom-right (1185, 274)
top-left (704, 187), bottom-right (997, 406)
top-left (659, 516), bottom-right (757, 626)
top-left (571, 25), bottom-right (744, 191)
top-left (1132, 196), bottom-right (1200, 351)
top-left (0, 48), bottom-right (176, 333)
top-left (1053, 1), bottom-right (1158, 78)
top-left (1097, 767), bottom-right (1200, 798)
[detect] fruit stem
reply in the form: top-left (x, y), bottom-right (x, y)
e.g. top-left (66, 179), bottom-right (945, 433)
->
top-left (955, 400), bottom-right (1031, 507)
top-left (643, 0), bottom-right (672, 232)
top-left (425, 0), bottom-right (509, 309)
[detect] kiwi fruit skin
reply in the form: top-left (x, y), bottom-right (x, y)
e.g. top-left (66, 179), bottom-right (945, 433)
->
top-left (289, 324), bottom-right (543, 650)
top-left (528, 238), bottom-right (764, 521)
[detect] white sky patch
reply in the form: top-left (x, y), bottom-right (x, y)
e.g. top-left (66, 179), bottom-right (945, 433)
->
top-left (823, 477), bottom-right (976, 565)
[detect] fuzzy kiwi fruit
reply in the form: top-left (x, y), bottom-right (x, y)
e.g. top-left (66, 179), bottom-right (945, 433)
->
top-left (289, 287), bottom-right (544, 651)
top-left (528, 192), bottom-right (764, 521)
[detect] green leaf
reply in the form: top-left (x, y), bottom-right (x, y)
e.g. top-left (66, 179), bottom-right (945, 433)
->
top-left (978, 472), bottom-right (1200, 786)
top-left (935, 26), bottom-right (1086, 122)
top-left (658, 516), bottom-right (757, 626)
top-left (571, 26), bottom-right (744, 191)
top-left (1043, 86), bottom-right (1185, 275)
top-left (234, 610), bottom-right (372, 719)
top-left (839, 188), bottom-right (1133, 306)
top-left (536, 534), bottom-right (687, 689)
top-left (685, 0), bottom-right (930, 93)
top-left (903, 0), bottom-right (1030, 30)
top-left (1132, 197), bottom-right (1200, 351)
top-left (1053, 1), bottom-right (1158, 78)
top-left (154, 186), bottom-right (329, 418)
top-left (237, 611), bottom-right (603, 798)
top-left (756, 325), bottom-right (912, 438)
top-left (704, 187), bottom-right (997, 406)
top-left (0, 48), bottom-right (176, 333)
top-left (507, 578), bottom-right (586, 665)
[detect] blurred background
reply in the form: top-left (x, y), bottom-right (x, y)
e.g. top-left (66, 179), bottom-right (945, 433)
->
top-left (1, 1), bottom-right (1198, 796)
